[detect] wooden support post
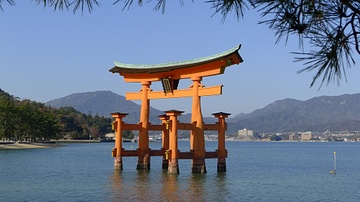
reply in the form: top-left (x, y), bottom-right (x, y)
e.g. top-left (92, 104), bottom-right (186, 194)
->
top-left (137, 81), bottom-right (151, 170)
top-left (213, 112), bottom-right (230, 172)
top-left (190, 76), bottom-right (206, 173)
top-left (165, 110), bottom-right (183, 174)
top-left (111, 112), bottom-right (128, 170)
top-left (159, 114), bottom-right (170, 169)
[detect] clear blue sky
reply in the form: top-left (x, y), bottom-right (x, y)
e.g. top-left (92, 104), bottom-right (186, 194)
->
top-left (1, 1), bottom-right (360, 117)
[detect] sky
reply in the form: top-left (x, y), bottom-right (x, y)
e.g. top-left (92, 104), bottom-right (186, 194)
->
top-left (1, 1), bottom-right (360, 117)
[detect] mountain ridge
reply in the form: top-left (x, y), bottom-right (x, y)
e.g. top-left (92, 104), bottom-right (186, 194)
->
top-left (228, 93), bottom-right (360, 133)
top-left (46, 90), bottom-right (165, 124)
top-left (46, 91), bottom-right (360, 134)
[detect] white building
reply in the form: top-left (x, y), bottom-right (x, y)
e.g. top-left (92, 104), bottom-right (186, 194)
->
top-left (238, 128), bottom-right (253, 138)
top-left (105, 133), bottom-right (115, 140)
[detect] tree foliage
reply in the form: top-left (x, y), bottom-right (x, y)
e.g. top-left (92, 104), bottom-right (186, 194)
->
top-left (0, 89), bottom-right (112, 141)
top-left (1, 0), bottom-right (359, 87)
top-left (250, 0), bottom-right (359, 88)
top-left (270, 134), bottom-right (281, 141)
top-left (122, 130), bottom-right (134, 139)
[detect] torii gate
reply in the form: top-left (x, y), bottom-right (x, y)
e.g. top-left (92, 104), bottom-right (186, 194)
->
top-left (109, 45), bottom-right (243, 174)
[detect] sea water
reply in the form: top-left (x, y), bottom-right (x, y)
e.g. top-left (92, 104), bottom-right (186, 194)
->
top-left (1, 141), bottom-right (359, 202)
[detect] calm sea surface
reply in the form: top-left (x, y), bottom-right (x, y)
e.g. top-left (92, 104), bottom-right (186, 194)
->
top-left (1, 141), bottom-right (359, 202)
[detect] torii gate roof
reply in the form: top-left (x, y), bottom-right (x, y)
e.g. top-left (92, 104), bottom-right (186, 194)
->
top-left (109, 44), bottom-right (243, 82)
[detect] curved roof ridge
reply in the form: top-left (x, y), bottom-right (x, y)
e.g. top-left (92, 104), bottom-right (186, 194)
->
top-left (110, 44), bottom-right (242, 74)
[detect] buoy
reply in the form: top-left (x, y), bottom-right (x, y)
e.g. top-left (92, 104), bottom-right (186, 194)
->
top-left (329, 151), bottom-right (336, 175)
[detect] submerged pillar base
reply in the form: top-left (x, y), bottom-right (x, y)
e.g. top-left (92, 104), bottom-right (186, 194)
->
top-left (217, 159), bottom-right (226, 172)
top-left (168, 162), bottom-right (179, 174)
top-left (137, 149), bottom-right (151, 170)
top-left (162, 159), bottom-right (169, 170)
top-left (136, 163), bottom-right (150, 170)
top-left (192, 159), bottom-right (207, 173)
top-left (114, 157), bottom-right (123, 170)
top-left (136, 158), bottom-right (150, 170)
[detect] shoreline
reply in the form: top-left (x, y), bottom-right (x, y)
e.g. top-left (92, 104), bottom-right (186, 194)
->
top-left (0, 142), bottom-right (58, 150)
top-left (0, 140), bottom-right (101, 150)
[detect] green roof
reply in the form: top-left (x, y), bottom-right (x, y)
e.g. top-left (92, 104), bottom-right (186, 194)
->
top-left (110, 44), bottom-right (242, 74)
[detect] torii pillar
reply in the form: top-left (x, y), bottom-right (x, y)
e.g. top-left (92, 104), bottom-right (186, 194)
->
top-left (213, 112), bottom-right (230, 172)
top-left (111, 112), bottom-right (128, 170)
top-left (137, 81), bottom-right (151, 170)
top-left (165, 110), bottom-right (183, 174)
top-left (159, 114), bottom-right (170, 169)
top-left (190, 76), bottom-right (206, 173)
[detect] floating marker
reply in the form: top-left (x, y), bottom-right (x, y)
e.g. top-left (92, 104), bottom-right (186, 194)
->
top-left (330, 150), bottom-right (336, 175)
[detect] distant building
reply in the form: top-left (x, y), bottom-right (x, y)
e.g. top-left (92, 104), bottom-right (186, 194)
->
top-left (238, 128), bottom-right (253, 139)
top-left (301, 132), bottom-right (313, 141)
top-left (288, 133), bottom-right (299, 141)
top-left (105, 133), bottom-right (115, 140)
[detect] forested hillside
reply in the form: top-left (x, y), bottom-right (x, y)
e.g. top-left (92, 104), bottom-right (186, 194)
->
top-left (0, 89), bottom-right (112, 141)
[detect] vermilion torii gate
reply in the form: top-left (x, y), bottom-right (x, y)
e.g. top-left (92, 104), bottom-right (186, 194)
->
top-left (109, 45), bottom-right (243, 174)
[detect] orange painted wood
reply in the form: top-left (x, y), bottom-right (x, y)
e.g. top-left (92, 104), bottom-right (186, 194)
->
top-left (148, 124), bottom-right (165, 131)
top-left (126, 85), bottom-right (222, 100)
top-left (122, 123), bottom-right (141, 130)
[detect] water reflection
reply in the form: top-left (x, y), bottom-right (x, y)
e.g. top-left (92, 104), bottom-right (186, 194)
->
top-left (111, 170), bottom-right (152, 201)
top-left (160, 171), bottom-right (181, 201)
top-left (214, 173), bottom-right (230, 200)
top-left (134, 170), bottom-right (151, 200)
top-left (110, 170), bottom-right (125, 201)
top-left (110, 169), bottom-right (230, 201)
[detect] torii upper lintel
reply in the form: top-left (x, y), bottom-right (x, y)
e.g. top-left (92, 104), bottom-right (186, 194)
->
top-left (109, 45), bottom-right (243, 82)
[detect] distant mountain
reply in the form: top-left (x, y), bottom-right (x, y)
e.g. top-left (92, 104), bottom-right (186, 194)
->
top-left (228, 94), bottom-right (360, 133)
top-left (46, 91), bottom-right (164, 124)
top-left (46, 91), bottom-right (360, 134)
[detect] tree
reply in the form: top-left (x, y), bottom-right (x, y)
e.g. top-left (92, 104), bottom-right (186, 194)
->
top-left (0, 89), bottom-right (112, 141)
top-left (0, 96), bottom-right (17, 139)
top-left (1, 1), bottom-right (359, 87)
top-left (122, 130), bottom-right (134, 139)
top-left (270, 134), bottom-right (281, 141)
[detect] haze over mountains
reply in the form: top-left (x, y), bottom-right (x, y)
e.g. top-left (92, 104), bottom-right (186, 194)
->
top-left (46, 91), bottom-right (360, 134)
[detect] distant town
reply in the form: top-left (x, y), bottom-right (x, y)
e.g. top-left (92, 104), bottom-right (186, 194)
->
top-left (133, 129), bottom-right (360, 143)
top-left (212, 129), bottom-right (360, 142)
